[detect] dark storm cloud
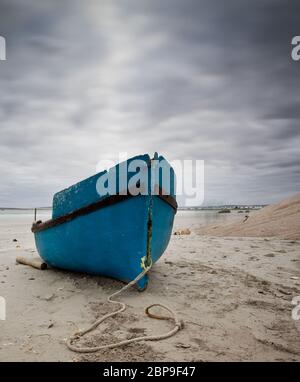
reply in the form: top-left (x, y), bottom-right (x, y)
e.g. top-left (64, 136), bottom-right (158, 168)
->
top-left (0, 0), bottom-right (299, 207)
top-left (116, 0), bottom-right (300, 121)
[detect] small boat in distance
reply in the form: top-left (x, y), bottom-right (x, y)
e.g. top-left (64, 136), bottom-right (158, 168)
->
top-left (32, 153), bottom-right (177, 290)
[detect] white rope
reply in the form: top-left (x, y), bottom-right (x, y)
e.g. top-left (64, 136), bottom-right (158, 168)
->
top-left (66, 263), bottom-right (183, 353)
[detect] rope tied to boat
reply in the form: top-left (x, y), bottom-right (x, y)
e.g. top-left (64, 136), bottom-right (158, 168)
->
top-left (66, 262), bottom-right (183, 353)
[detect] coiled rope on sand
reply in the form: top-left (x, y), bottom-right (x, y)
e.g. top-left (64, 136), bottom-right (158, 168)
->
top-left (66, 263), bottom-right (183, 353)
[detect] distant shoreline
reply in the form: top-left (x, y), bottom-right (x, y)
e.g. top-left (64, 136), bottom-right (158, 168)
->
top-left (0, 207), bottom-right (52, 211)
top-left (0, 205), bottom-right (267, 211)
top-left (178, 205), bottom-right (266, 211)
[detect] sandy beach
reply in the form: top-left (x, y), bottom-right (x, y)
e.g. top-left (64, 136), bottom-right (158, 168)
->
top-left (2, 0), bottom-right (300, 370)
top-left (0, 199), bottom-right (300, 362)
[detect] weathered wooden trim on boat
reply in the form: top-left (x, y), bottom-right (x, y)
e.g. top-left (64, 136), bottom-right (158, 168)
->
top-left (32, 190), bottom-right (177, 233)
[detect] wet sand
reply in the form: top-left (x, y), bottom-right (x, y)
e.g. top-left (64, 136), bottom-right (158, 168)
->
top-left (0, 212), bottom-right (300, 361)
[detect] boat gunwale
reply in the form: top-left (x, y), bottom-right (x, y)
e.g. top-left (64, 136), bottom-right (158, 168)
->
top-left (32, 188), bottom-right (177, 233)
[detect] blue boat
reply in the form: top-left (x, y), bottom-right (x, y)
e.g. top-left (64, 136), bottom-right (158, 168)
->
top-left (32, 153), bottom-right (177, 290)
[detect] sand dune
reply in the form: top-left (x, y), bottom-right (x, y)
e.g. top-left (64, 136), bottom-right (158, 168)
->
top-left (197, 193), bottom-right (300, 240)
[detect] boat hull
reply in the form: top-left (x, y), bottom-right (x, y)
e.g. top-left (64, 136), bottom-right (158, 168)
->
top-left (34, 194), bottom-right (175, 289)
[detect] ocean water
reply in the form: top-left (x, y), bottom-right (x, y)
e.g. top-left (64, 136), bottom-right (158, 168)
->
top-left (0, 208), bottom-right (242, 230)
top-left (174, 210), bottom-right (242, 230)
top-left (0, 209), bottom-right (52, 226)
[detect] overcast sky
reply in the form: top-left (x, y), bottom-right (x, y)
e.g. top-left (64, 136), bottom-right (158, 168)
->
top-left (0, 0), bottom-right (299, 207)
